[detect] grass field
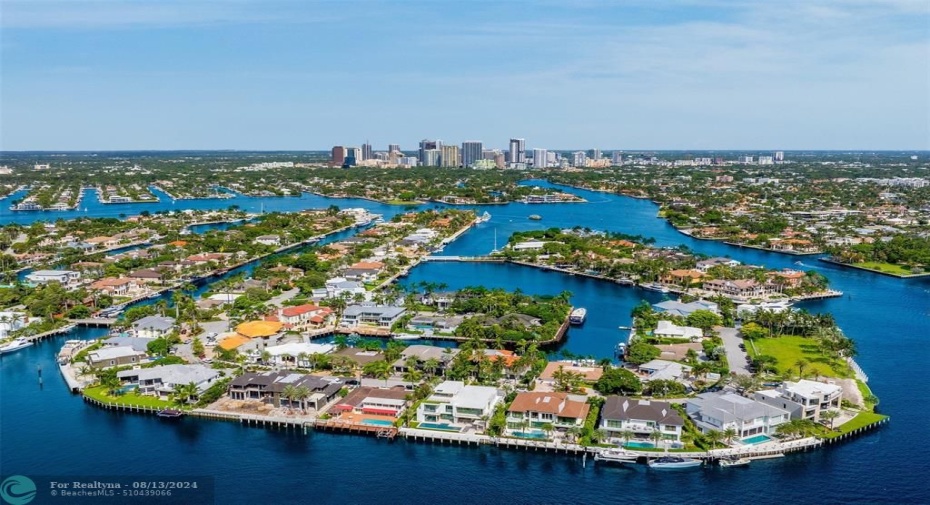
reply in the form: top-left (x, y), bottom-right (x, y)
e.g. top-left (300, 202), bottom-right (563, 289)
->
top-left (823, 412), bottom-right (888, 438)
top-left (749, 336), bottom-right (850, 378)
top-left (853, 262), bottom-right (915, 276)
top-left (83, 385), bottom-right (172, 409)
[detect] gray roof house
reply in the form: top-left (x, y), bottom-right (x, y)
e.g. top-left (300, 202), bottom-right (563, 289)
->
top-left (600, 396), bottom-right (685, 443)
top-left (117, 364), bottom-right (219, 398)
top-left (132, 316), bottom-right (177, 338)
top-left (686, 392), bottom-right (790, 439)
top-left (653, 299), bottom-right (720, 317)
top-left (341, 304), bottom-right (406, 328)
top-left (87, 346), bottom-right (146, 369)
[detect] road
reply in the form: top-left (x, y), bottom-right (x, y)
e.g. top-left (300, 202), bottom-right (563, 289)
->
top-left (717, 326), bottom-right (751, 375)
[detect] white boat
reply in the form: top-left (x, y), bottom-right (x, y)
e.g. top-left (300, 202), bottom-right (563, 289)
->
top-left (615, 342), bottom-right (627, 355)
top-left (393, 334), bottom-right (422, 341)
top-left (640, 283), bottom-right (670, 293)
top-left (648, 456), bottom-right (702, 469)
top-left (594, 449), bottom-right (638, 464)
top-left (569, 308), bottom-right (587, 325)
top-left (476, 211), bottom-right (491, 223)
top-left (719, 457), bottom-right (751, 467)
top-left (0, 337), bottom-right (34, 355)
top-left (617, 325), bottom-right (631, 330)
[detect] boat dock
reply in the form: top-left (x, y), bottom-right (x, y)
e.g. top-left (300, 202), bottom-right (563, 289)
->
top-left (21, 323), bottom-right (76, 342)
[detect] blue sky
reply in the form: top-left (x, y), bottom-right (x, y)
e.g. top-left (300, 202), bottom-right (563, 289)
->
top-left (1, 0), bottom-right (928, 151)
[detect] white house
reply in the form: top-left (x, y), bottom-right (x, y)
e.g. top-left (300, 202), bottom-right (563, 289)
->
top-left (254, 235), bottom-right (281, 246)
top-left (753, 379), bottom-right (843, 422)
top-left (325, 277), bottom-right (368, 300)
top-left (506, 392), bottom-right (590, 436)
top-left (416, 381), bottom-right (501, 427)
top-left (686, 392), bottom-right (790, 440)
top-left (117, 364), bottom-right (220, 399)
top-left (25, 269), bottom-right (81, 285)
top-left (131, 315), bottom-right (176, 339)
top-left (600, 396), bottom-right (685, 444)
top-left (638, 359), bottom-right (692, 383)
top-left (0, 311), bottom-right (29, 339)
top-left (654, 320), bottom-right (704, 341)
top-left (512, 240), bottom-right (548, 251)
top-left (260, 342), bottom-right (335, 367)
top-left (340, 305), bottom-right (406, 328)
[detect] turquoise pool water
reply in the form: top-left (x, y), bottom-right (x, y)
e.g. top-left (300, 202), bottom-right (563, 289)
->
top-left (742, 434), bottom-right (773, 445)
top-left (511, 431), bottom-right (548, 439)
top-left (418, 422), bottom-right (460, 432)
top-left (362, 419), bottom-right (395, 427)
top-left (624, 441), bottom-right (656, 449)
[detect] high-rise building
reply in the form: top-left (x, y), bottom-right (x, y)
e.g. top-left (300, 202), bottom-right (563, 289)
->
top-left (738, 156), bottom-right (754, 164)
top-left (758, 156), bottom-right (774, 165)
top-left (493, 152), bottom-right (506, 169)
top-left (532, 148), bottom-right (548, 168)
top-left (331, 146), bottom-right (347, 167)
top-left (345, 147), bottom-right (361, 167)
top-left (361, 143), bottom-right (373, 161)
top-left (422, 149), bottom-right (441, 167)
top-left (441, 145), bottom-right (460, 168)
top-left (774, 151), bottom-right (785, 162)
top-left (611, 152), bottom-right (623, 165)
top-left (572, 151), bottom-right (587, 167)
top-left (419, 139), bottom-right (442, 165)
top-left (509, 138), bottom-right (526, 164)
top-left (389, 144), bottom-right (401, 154)
top-left (592, 149), bottom-right (601, 160)
top-left (461, 141), bottom-right (483, 168)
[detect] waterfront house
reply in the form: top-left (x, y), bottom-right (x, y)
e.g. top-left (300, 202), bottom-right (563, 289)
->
top-left (25, 269), bottom-right (80, 286)
top-left (258, 342), bottom-right (335, 367)
top-left (695, 257), bottom-right (741, 271)
top-left (254, 235), bottom-right (281, 247)
top-left (662, 269), bottom-right (705, 287)
top-left (341, 304), bottom-right (406, 329)
top-left (236, 320), bottom-right (284, 340)
top-left (392, 345), bottom-right (460, 374)
top-left (686, 392), bottom-right (790, 439)
top-left (129, 268), bottom-right (168, 284)
top-left (324, 277), bottom-right (368, 300)
top-left (332, 386), bottom-right (409, 417)
top-left (702, 279), bottom-right (766, 299)
top-left (85, 236), bottom-right (120, 250)
top-left (227, 371), bottom-right (343, 410)
top-left (89, 277), bottom-right (142, 297)
top-left (416, 381), bottom-right (501, 427)
top-left (653, 320), bottom-right (704, 341)
top-left (343, 261), bottom-right (385, 282)
top-left (600, 396), bottom-right (684, 444)
top-left (538, 361), bottom-right (603, 388)
top-left (0, 311), bottom-right (28, 339)
top-left (753, 379), bottom-right (843, 422)
top-left (277, 304), bottom-right (332, 330)
top-left (102, 336), bottom-right (151, 353)
top-left (131, 316), bottom-right (177, 339)
top-left (653, 299), bottom-right (720, 317)
top-left (637, 359), bottom-right (692, 383)
top-left (506, 392), bottom-right (589, 436)
top-left (87, 346), bottom-right (146, 369)
top-left (117, 364), bottom-right (219, 399)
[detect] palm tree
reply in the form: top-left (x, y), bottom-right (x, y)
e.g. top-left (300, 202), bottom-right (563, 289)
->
top-left (795, 358), bottom-right (809, 378)
top-left (294, 386), bottom-right (311, 413)
top-left (619, 429), bottom-right (635, 447)
top-left (705, 429), bottom-right (724, 449)
top-left (541, 422), bottom-right (554, 440)
top-left (281, 384), bottom-right (298, 412)
top-left (650, 429), bottom-right (663, 448)
top-left (722, 427), bottom-right (737, 445)
top-left (821, 410), bottom-right (840, 430)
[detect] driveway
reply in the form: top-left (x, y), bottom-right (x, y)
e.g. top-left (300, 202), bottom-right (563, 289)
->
top-left (717, 326), bottom-right (751, 376)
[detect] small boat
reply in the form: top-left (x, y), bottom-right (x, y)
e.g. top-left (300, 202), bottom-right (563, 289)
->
top-left (569, 308), bottom-right (587, 325)
top-left (719, 457), bottom-right (751, 467)
top-left (640, 283), bottom-right (670, 293)
top-left (648, 456), bottom-right (702, 469)
top-left (528, 214), bottom-right (542, 221)
top-left (594, 449), bottom-right (638, 464)
top-left (476, 211), bottom-right (491, 223)
top-left (392, 334), bottom-right (422, 341)
top-left (617, 325), bottom-right (631, 330)
top-left (0, 337), bottom-right (34, 355)
top-left (615, 342), bottom-right (627, 355)
top-left (156, 409), bottom-right (184, 418)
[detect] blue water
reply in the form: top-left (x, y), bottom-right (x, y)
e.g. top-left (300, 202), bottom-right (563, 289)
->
top-left (418, 422), bottom-right (461, 432)
top-left (2, 180), bottom-right (929, 504)
top-left (742, 435), bottom-right (774, 445)
top-left (511, 431), bottom-right (549, 440)
top-left (625, 441), bottom-right (656, 449)
top-left (362, 419), bottom-right (395, 427)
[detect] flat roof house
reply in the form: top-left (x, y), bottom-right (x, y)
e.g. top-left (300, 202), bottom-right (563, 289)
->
top-left (341, 304), bottom-right (406, 329)
top-left (416, 381), bottom-right (501, 427)
top-left (26, 269), bottom-right (80, 285)
top-left (654, 320), bottom-right (704, 341)
top-left (227, 371), bottom-right (343, 411)
top-left (754, 379), bottom-right (842, 422)
top-left (686, 392), bottom-right (790, 439)
top-left (117, 364), bottom-right (219, 399)
top-left (653, 299), bottom-right (720, 318)
top-left (332, 386), bottom-right (409, 417)
top-left (600, 396), bottom-right (684, 443)
top-left (506, 392), bottom-right (590, 437)
top-left (131, 315), bottom-right (176, 339)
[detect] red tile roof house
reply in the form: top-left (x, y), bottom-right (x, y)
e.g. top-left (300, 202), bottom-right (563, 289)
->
top-left (505, 392), bottom-right (590, 437)
top-left (702, 279), bottom-right (766, 299)
top-left (332, 386), bottom-right (409, 418)
top-left (276, 304), bottom-right (333, 330)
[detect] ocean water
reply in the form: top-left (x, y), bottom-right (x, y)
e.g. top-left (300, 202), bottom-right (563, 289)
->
top-left (1, 181), bottom-right (928, 504)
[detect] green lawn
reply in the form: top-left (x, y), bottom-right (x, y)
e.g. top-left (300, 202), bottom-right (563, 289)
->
top-left (750, 336), bottom-right (850, 378)
top-left (853, 262), bottom-right (914, 276)
top-left (83, 385), bottom-right (172, 409)
top-left (856, 380), bottom-right (876, 411)
top-left (823, 412), bottom-right (888, 438)
top-left (386, 200), bottom-right (422, 205)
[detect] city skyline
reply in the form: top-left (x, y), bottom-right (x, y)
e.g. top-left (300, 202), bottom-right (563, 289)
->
top-left (1, 1), bottom-right (928, 151)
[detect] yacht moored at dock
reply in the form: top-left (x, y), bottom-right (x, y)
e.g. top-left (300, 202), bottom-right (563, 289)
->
top-left (476, 211), bottom-right (491, 223)
top-left (0, 337), bottom-right (34, 355)
top-left (719, 456), bottom-right (751, 467)
top-left (569, 308), bottom-right (587, 325)
top-left (647, 456), bottom-right (702, 469)
top-left (594, 448), bottom-right (638, 464)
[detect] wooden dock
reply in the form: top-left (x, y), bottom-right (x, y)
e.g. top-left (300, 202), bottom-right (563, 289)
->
top-left (22, 323), bottom-right (76, 342)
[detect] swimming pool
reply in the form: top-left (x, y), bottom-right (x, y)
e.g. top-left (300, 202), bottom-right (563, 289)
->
top-left (362, 419), bottom-right (395, 427)
top-left (742, 434), bottom-right (773, 445)
top-left (511, 431), bottom-right (548, 440)
top-left (624, 441), bottom-right (656, 449)
top-left (418, 422), bottom-right (461, 432)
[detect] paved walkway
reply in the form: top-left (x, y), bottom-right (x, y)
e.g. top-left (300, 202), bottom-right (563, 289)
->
top-left (717, 326), bottom-right (751, 375)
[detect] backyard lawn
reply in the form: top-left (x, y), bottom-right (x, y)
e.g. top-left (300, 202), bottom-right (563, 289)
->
top-left (83, 385), bottom-right (172, 409)
top-left (750, 336), bottom-right (850, 378)
top-left (822, 411), bottom-right (888, 438)
top-left (854, 262), bottom-right (915, 276)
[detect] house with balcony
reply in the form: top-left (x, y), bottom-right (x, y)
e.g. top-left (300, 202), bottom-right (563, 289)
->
top-left (332, 386), bottom-right (409, 418)
top-left (416, 381), bottom-right (501, 427)
top-left (277, 304), bottom-right (333, 330)
top-left (227, 371), bottom-right (343, 410)
top-left (25, 269), bottom-right (81, 286)
top-left (341, 304), bottom-right (406, 329)
top-left (117, 364), bottom-right (219, 399)
top-left (87, 346), bottom-right (147, 369)
top-left (686, 392), bottom-right (790, 439)
top-left (600, 396), bottom-right (684, 444)
top-left (505, 392), bottom-right (590, 437)
top-left (702, 279), bottom-right (766, 299)
top-left (753, 379), bottom-right (842, 422)
top-left (131, 316), bottom-right (176, 339)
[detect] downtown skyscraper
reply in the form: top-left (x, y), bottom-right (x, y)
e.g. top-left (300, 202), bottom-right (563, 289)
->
top-left (461, 141), bottom-right (483, 168)
top-left (508, 138), bottom-right (526, 164)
